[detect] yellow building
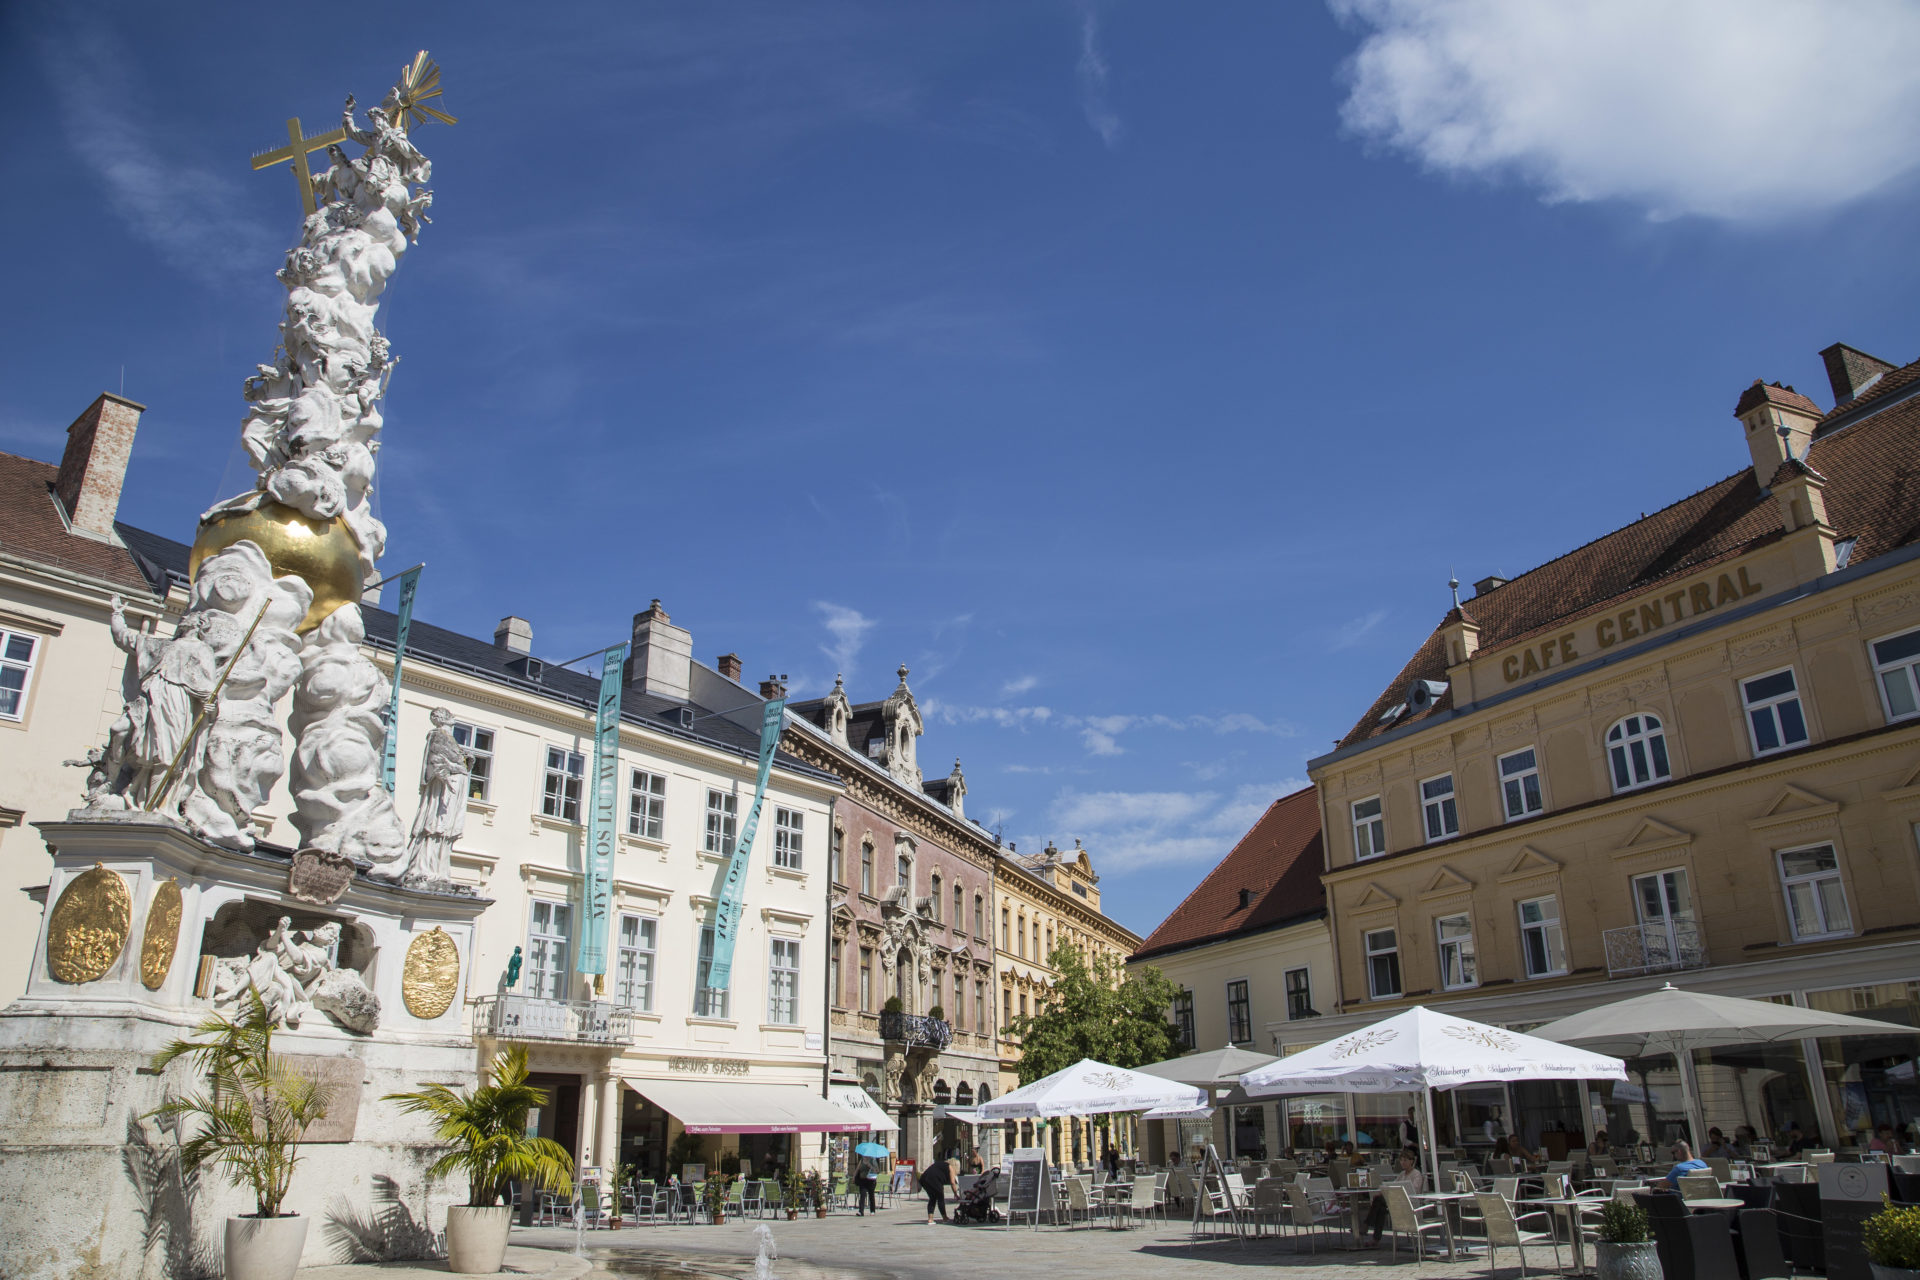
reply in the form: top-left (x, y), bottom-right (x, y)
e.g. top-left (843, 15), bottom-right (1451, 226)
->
top-left (995, 840), bottom-right (1141, 1161)
top-left (1310, 344), bottom-right (1920, 1155)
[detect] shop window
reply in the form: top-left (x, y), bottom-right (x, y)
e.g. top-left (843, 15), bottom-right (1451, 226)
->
top-left (1743, 668), bottom-right (1810, 755)
top-left (1606, 714), bottom-right (1671, 793)
top-left (1498, 746), bottom-right (1543, 820)
top-left (1871, 628), bottom-right (1920, 722)
top-left (1232, 1106), bottom-right (1267, 1160)
top-left (1519, 896), bottom-right (1568, 978)
top-left (1353, 795), bottom-right (1386, 859)
top-left (1365, 928), bottom-right (1401, 999)
top-left (1778, 844), bottom-right (1852, 940)
top-left (1173, 989), bottom-right (1196, 1050)
top-left (1421, 773), bottom-right (1459, 842)
top-left (1436, 913), bottom-right (1478, 990)
top-left (1226, 979), bottom-right (1251, 1043)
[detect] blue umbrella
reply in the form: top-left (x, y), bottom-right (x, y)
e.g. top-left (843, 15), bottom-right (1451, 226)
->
top-left (854, 1142), bottom-right (889, 1158)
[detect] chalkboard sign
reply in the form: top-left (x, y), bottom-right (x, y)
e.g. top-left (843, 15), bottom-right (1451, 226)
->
top-left (1820, 1160), bottom-right (1890, 1280)
top-left (1006, 1149), bottom-right (1054, 1226)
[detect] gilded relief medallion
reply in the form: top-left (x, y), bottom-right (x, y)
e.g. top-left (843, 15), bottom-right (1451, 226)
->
top-left (140, 879), bottom-right (184, 990)
top-left (401, 927), bottom-right (459, 1019)
top-left (46, 864), bottom-right (132, 984)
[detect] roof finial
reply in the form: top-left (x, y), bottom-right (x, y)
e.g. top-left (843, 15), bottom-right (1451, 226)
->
top-left (1449, 569), bottom-right (1461, 609)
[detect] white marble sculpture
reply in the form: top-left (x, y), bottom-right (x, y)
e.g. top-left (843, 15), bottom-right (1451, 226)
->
top-left (211, 916), bottom-right (380, 1034)
top-left (287, 607), bottom-right (407, 876)
top-left (403, 707), bottom-right (472, 886)
top-left (92, 603), bottom-right (222, 812)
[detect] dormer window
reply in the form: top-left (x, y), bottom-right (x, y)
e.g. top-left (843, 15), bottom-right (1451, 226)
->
top-left (866, 736), bottom-right (884, 760)
top-left (1237, 888), bottom-right (1253, 910)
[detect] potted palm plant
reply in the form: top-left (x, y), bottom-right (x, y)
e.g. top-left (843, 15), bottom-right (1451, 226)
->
top-left (783, 1168), bottom-right (804, 1220)
top-left (701, 1172), bottom-right (733, 1224)
top-left (384, 1045), bottom-right (574, 1274)
top-left (607, 1161), bottom-right (637, 1228)
top-left (147, 988), bottom-right (333, 1280)
top-left (1866, 1196), bottom-right (1920, 1280)
top-left (804, 1169), bottom-right (828, 1217)
top-left (1593, 1199), bottom-right (1661, 1280)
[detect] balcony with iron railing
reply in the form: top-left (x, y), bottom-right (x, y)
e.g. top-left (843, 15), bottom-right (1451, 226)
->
top-left (1603, 919), bottom-right (1709, 979)
top-left (473, 994), bottom-right (634, 1045)
top-left (879, 1010), bottom-right (952, 1050)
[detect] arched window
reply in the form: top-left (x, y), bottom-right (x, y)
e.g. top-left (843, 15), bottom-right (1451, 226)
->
top-left (933, 1079), bottom-right (952, 1106)
top-left (976, 1084), bottom-right (991, 1104)
top-left (1607, 713), bottom-right (1672, 792)
top-left (956, 1082), bottom-right (974, 1106)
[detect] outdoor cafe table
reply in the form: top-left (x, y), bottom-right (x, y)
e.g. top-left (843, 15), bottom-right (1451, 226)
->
top-left (1686, 1198), bottom-right (1747, 1212)
top-left (1327, 1188), bottom-right (1377, 1249)
top-left (1519, 1197), bottom-right (1597, 1276)
top-left (1412, 1191), bottom-right (1477, 1260)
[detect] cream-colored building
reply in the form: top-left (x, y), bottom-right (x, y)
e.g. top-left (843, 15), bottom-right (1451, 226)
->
top-left (0, 396), bottom-right (852, 1179)
top-left (1129, 785), bottom-right (1333, 1161)
top-left (996, 840), bottom-right (1142, 1161)
top-left (1308, 344), bottom-right (1920, 1154)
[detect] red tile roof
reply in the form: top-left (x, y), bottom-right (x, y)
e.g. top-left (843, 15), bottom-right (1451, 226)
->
top-left (1734, 379), bottom-right (1823, 418)
top-left (1131, 784), bottom-right (1325, 961)
top-left (1337, 354), bottom-right (1920, 750)
top-left (0, 450), bottom-right (157, 593)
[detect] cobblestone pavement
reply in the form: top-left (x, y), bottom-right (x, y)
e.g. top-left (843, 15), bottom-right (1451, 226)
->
top-left (503, 1203), bottom-right (1543, 1280)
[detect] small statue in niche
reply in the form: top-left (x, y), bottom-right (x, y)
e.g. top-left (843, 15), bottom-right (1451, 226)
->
top-left (403, 706), bottom-right (472, 887)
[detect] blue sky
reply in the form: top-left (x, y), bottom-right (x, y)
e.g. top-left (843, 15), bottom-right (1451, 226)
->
top-left (5, 1), bottom-right (1920, 936)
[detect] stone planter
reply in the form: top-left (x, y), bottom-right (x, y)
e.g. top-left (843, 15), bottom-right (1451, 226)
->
top-left (786, 1209), bottom-right (797, 1220)
top-left (710, 1213), bottom-right (725, 1226)
top-left (1594, 1240), bottom-right (1662, 1280)
top-left (445, 1206), bottom-right (513, 1275)
top-left (1871, 1265), bottom-right (1920, 1280)
top-left (225, 1214), bottom-right (309, 1280)
top-left (815, 1207), bottom-right (827, 1219)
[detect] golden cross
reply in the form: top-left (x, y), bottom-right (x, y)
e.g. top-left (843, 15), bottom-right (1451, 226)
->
top-left (251, 117), bottom-right (347, 215)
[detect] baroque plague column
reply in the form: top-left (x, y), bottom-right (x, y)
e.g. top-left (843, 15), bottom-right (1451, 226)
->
top-left (0, 55), bottom-right (485, 1280)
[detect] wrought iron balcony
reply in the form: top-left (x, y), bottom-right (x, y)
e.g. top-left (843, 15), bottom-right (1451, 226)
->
top-left (1603, 920), bottom-right (1709, 979)
top-left (879, 1010), bottom-right (952, 1050)
top-left (474, 994), bottom-right (634, 1045)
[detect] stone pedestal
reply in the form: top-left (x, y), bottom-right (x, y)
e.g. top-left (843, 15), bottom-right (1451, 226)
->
top-left (0, 816), bottom-right (488, 1280)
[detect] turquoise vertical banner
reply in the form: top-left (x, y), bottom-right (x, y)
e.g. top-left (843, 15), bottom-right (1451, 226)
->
top-left (576, 644), bottom-right (627, 975)
top-left (379, 566), bottom-right (422, 792)
top-left (705, 696), bottom-right (786, 991)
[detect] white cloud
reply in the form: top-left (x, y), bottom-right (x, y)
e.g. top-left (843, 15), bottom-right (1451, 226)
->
top-left (39, 17), bottom-right (278, 280)
top-left (1328, 608), bottom-right (1389, 652)
top-left (922, 698), bottom-right (1055, 729)
top-left (1001, 674), bottom-right (1040, 697)
top-left (1040, 780), bottom-right (1307, 873)
top-left (1329, 0), bottom-right (1920, 221)
top-left (814, 602), bottom-right (875, 678)
top-left (1076, 8), bottom-right (1123, 149)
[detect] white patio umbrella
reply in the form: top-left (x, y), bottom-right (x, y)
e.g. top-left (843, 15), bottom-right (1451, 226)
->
top-left (1239, 1005), bottom-right (1627, 1192)
top-left (1134, 1044), bottom-right (1278, 1090)
top-left (977, 1058), bottom-right (1206, 1120)
top-left (1530, 982), bottom-right (1912, 1149)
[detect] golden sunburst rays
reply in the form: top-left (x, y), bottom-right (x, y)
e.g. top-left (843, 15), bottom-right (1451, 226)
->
top-left (391, 50), bottom-right (458, 130)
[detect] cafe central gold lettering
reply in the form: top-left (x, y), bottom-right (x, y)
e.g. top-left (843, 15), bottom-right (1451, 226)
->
top-left (1501, 566), bottom-right (1763, 684)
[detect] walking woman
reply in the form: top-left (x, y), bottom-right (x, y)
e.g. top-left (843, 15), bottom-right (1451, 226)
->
top-left (919, 1156), bottom-right (952, 1224)
top-left (855, 1158), bottom-right (879, 1216)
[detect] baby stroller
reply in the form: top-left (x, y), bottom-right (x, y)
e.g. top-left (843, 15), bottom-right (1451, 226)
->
top-left (954, 1168), bottom-right (1002, 1224)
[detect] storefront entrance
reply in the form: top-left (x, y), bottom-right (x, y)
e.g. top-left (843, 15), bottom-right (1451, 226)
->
top-left (527, 1072), bottom-right (582, 1163)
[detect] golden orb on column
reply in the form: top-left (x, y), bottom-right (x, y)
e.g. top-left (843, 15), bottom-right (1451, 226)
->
top-left (190, 501), bottom-right (362, 634)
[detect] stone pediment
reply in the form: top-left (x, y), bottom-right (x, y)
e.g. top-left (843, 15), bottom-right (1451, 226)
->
top-left (1417, 866), bottom-right (1476, 902)
top-left (1351, 882), bottom-right (1401, 913)
top-left (1497, 846), bottom-right (1562, 885)
top-left (1748, 783), bottom-right (1840, 837)
top-left (1611, 816), bottom-right (1692, 862)
top-left (1881, 759), bottom-right (1920, 815)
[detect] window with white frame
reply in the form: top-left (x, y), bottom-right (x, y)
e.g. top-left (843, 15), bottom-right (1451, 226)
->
top-left (1518, 896), bottom-right (1568, 978)
top-left (627, 770), bottom-right (665, 840)
top-left (614, 913), bottom-right (656, 1011)
top-left (694, 924), bottom-right (729, 1018)
top-left (1436, 913), bottom-right (1478, 990)
top-left (1226, 979), bottom-right (1252, 1042)
top-left (1421, 774), bottom-right (1459, 842)
top-left (541, 747), bottom-right (585, 821)
top-left (1498, 747), bottom-right (1544, 820)
top-left (0, 628), bottom-right (38, 720)
top-left (767, 938), bottom-right (800, 1024)
top-left (1777, 844), bottom-right (1853, 940)
top-left (1743, 668), bottom-right (1810, 755)
top-left (1285, 967), bottom-right (1313, 1019)
top-left (1353, 796), bottom-right (1386, 859)
top-left (774, 807), bottom-right (804, 869)
top-left (526, 900), bottom-right (571, 1000)
top-left (1872, 628), bottom-right (1920, 722)
top-left (1365, 928), bottom-right (1401, 999)
top-left (1606, 714), bottom-right (1671, 793)
top-left (1172, 989), bottom-right (1196, 1049)
top-left (450, 722), bottom-right (493, 800)
top-left (704, 789), bottom-right (738, 855)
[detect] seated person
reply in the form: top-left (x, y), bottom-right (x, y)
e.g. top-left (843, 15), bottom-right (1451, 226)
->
top-left (1784, 1124), bottom-right (1813, 1157)
top-left (1364, 1148), bottom-right (1426, 1245)
top-left (1663, 1140), bottom-right (1709, 1190)
top-left (1733, 1125), bottom-right (1758, 1159)
top-left (1702, 1127), bottom-right (1737, 1159)
top-left (1340, 1140), bottom-right (1358, 1159)
top-left (1870, 1123), bottom-right (1905, 1156)
top-left (1587, 1129), bottom-right (1611, 1159)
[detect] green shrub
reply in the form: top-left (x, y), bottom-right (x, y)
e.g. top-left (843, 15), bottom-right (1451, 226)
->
top-left (883, 996), bottom-right (904, 1014)
top-left (928, 1004), bottom-right (946, 1022)
top-left (1865, 1196), bottom-right (1920, 1269)
top-left (1596, 1199), bottom-right (1650, 1244)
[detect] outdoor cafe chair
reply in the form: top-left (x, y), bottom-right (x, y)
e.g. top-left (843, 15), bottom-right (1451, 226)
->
top-left (740, 1179), bottom-right (764, 1218)
top-left (1063, 1176), bottom-right (1101, 1229)
top-left (1282, 1183), bottom-right (1346, 1253)
top-left (1248, 1180), bottom-right (1284, 1236)
top-left (1706, 1157), bottom-right (1735, 1183)
top-left (536, 1190), bottom-right (565, 1225)
top-left (1679, 1173), bottom-right (1723, 1203)
top-left (1130, 1174), bottom-right (1162, 1226)
top-left (1193, 1176), bottom-right (1242, 1238)
top-left (1474, 1192), bottom-right (1563, 1278)
top-left (725, 1178), bottom-right (745, 1218)
top-left (1383, 1184), bottom-right (1452, 1264)
top-left (1738, 1208), bottom-right (1794, 1280)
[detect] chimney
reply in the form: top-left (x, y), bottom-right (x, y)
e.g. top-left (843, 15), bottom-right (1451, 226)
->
top-left (716, 653), bottom-right (743, 682)
top-left (1734, 380), bottom-right (1824, 490)
top-left (53, 394), bottom-right (144, 541)
top-left (1472, 575), bottom-right (1507, 597)
top-left (630, 599), bottom-right (691, 700)
top-left (759, 675), bottom-right (788, 700)
top-left (1819, 343), bottom-right (1898, 407)
top-left (494, 616), bottom-right (533, 654)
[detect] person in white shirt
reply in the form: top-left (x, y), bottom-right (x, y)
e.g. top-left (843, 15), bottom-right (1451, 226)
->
top-left (1365, 1148), bottom-right (1427, 1244)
